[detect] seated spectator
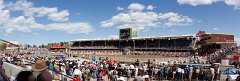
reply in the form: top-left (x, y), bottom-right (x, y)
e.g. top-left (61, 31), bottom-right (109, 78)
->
top-left (16, 71), bottom-right (35, 81)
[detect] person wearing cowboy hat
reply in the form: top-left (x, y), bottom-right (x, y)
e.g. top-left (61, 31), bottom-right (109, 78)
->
top-left (31, 59), bottom-right (49, 78)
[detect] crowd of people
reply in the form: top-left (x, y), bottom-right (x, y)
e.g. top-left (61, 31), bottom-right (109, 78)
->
top-left (28, 57), bottom-right (222, 81)
top-left (0, 52), bottom-right (224, 81)
top-left (71, 50), bottom-right (192, 57)
top-left (207, 44), bottom-right (236, 62)
top-left (22, 47), bottom-right (49, 55)
top-left (72, 50), bottom-right (122, 55)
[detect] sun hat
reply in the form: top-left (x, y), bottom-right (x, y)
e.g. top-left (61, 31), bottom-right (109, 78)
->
top-left (73, 69), bottom-right (81, 76)
top-left (143, 75), bottom-right (149, 78)
top-left (32, 59), bottom-right (48, 72)
top-left (117, 77), bottom-right (125, 81)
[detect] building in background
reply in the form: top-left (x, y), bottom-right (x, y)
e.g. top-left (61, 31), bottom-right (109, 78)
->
top-left (49, 45), bottom-right (67, 54)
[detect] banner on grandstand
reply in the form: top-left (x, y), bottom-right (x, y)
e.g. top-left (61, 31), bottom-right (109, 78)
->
top-left (131, 27), bottom-right (140, 38)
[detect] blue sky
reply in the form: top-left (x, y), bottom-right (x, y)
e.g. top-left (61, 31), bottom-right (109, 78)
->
top-left (0, 0), bottom-right (239, 45)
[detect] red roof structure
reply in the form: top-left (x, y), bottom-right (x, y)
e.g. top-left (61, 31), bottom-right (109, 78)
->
top-left (196, 30), bottom-right (206, 36)
top-left (49, 45), bottom-right (66, 49)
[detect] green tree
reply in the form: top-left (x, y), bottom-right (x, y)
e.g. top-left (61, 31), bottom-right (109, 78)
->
top-left (33, 45), bottom-right (37, 48)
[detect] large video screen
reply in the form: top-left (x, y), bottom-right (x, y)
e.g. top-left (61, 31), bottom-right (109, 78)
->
top-left (119, 28), bottom-right (131, 39)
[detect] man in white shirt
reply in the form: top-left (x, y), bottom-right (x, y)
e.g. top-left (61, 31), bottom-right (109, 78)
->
top-left (77, 59), bottom-right (81, 67)
top-left (177, 67), bottom-right (182, 79)
top-left (210, 68), bottom-right (215, 81)
top-left (181, 68), bottom-right (185, 80)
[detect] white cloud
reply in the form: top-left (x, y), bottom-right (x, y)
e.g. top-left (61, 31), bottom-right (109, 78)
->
top-left (146, 5), bottom-right (155, 10)
top-left (6, 0), bottom-right (70, 21)
top-left (100, 20), bottom-right (114, 27)
top-left (101, 3), bottom-right (194, 30)
top-left (177, 0), bottom-right (219, 6)
top-left (177, 0), bottom-right (240, 10)
top-left (0, 0), bottom-right (94, 34)
top-left (116, 6), bottom-right (124, 10)
top-left (46, 22), bottom-right (94, 34)
top-left (159, 12), bottom-right (193, 27)
top-left (225, 0), bottom-right (240, 10)
top-left (3, 16), bottom-right (43, 33)
top-left (213, 27), bottom-right (219, 30)
top-left (0, 0), bottom-right (4, 10)
top-left (48, 10), bottom-right (69, 21)
top-left (108, 35), bottom-right (118, 38)
top-left (0, 10), bottom-right (10, 24)
top-left (128, 3), bottom-right (145, 11)
top-left (76, 13), bottom-right (82, 15)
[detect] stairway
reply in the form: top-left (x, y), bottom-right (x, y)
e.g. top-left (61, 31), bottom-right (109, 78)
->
top-left (208, 44), bottom-right (237, 62)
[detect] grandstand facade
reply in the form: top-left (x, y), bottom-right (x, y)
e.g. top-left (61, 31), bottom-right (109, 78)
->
top-left (70, 35), bottom-right (197, 57)
top-left (0, 39), bottom-right (20, 52)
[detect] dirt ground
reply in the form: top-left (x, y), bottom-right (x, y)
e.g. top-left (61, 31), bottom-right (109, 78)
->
top-left (74, 54), bottom-right (187, 63)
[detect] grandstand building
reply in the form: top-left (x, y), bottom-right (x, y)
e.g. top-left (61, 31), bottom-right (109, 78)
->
top-left (70, 35), bottom-right (196, 56)
top-left (69, 29), bottom-right (237, 62)
top-left (0, 39), bottom-right (20, 53)
top-left (196, 32), bottom-right (236, 55)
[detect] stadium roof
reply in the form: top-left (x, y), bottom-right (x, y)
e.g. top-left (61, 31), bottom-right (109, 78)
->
top-left (203, 33), bottom-right (234, 36)
top-left (70, 34), bottom-right (195, 42)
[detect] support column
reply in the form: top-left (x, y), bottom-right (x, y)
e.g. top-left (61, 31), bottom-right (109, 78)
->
top-left (105, 41), bottom-right (107, 48)
top-left (146, 39), bottom-right (148, 49)
top-left (133, 40), bottom-right (135, 55)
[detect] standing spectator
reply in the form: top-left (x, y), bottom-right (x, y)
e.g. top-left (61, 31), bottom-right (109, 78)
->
top-left (110, 70), bottom-right (118, 81)
top-left (177, 67), bottom-right (182, 79)
top-left (159, 65), bottom-right (164, 80)
top-left (82, 71), bottom-right (86, 81)
top-left (134, 72), bottom-right (143, 81)
top-left (195, 67), bottom-right (200, 80)
top-left (153, 66), bottom-right (159, 80)
top-left (127, 69), bottom-right (131, 81)
top-left (97, 71), bottom-right (104, 81)
top-left (164, 65), bottom-right (170, 80)
top-left (210, 67), bottom-right (215, 81)
top-left (135, 66), bottom-right (139, 77)
top-left (188, 65), bottom-right (193, 81)
top-left (84, 68), bottom-right (91, 81)
top-left (181, 67), bottom-right (185, 80)
top-left (148, 67), bottom-right (153, 81)
top-left (91, 63), bottom-right (97, 78)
